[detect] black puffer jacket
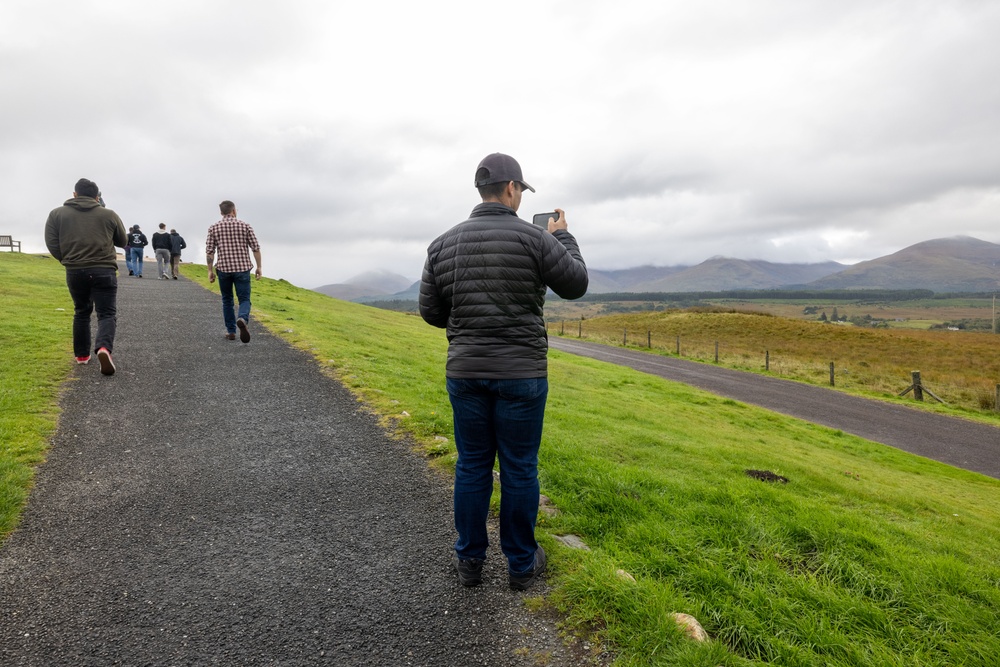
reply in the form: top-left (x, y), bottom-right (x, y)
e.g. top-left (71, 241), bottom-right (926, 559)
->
top-left (420, 203), bottom-right (588, 379)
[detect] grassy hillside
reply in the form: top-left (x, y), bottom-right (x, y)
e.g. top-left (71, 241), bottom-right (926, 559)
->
top-left (0, 254), bottom-right (76, 536)
top-left (5, 252), bottom-right (1000, 666)
top-left (564, 309), bottom-right (1000, 417)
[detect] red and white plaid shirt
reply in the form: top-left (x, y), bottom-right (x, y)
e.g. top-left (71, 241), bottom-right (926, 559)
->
top-left (206, 215), bottom-right (260, 273)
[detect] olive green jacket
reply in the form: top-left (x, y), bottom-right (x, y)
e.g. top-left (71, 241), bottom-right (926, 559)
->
top-left (44, 197), bottom-right (128, 270)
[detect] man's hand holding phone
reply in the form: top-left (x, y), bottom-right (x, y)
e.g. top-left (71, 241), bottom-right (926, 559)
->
top-left (532, 208), bottom-right (568, 233)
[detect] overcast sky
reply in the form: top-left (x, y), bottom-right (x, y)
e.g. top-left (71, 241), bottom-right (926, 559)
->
top-left (5, 0), bottom-right (999, 288)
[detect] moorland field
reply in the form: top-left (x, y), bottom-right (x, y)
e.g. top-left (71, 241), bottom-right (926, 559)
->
top-left (550, 306), bottom-right (1000, 416)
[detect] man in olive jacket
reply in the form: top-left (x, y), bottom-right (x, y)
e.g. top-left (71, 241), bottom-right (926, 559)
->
top-left (44, 178), bottom-right (128, 375)
top-left (419, 153), bottom-right (588, 591)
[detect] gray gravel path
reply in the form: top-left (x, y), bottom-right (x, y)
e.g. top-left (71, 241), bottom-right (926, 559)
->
top-left (551, 337), bottom-right (1000, 479)
top-left (0, 271), bottom-right (596, 666)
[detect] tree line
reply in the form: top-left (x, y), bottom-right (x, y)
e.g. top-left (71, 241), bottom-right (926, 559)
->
top-left (565, 289), bottom-right (938, 303)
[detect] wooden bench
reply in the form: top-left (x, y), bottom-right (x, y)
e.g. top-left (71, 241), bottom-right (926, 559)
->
top-left (0, 235), bottom-right (21, 252)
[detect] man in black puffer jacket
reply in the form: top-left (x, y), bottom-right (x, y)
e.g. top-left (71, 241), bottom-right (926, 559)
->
top-left (420, 153), bottom-right (588, 591)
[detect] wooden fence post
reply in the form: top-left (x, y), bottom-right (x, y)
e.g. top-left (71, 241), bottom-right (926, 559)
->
top-left (765, 350), bottom-right (769, 371)
top-left (578, 319), bottom-right (582, 338)
top-left (899, 371), bottom-right (943, 403)
top-left (676, 336), bottom-right (680, 355)
top-left (912, 371), bottom-right (923, 401)
top-left (715, 341), bottom-right (719, 363)
top-left (560, 321), bottom-right (565, 335)
top-left (829, 362), bottom-right (835, 387)
top-left (995, 384), bottom-right (1000, 412)
top-left (647, 331), bottom-right (651, 348)
top-left (623, 328), bottom-right (627, 346)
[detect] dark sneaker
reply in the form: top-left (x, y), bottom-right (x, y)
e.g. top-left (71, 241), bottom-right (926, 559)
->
top-left (453, 553), bottom-right (484, 587)
top-left (237, 317), bottom-right (250, 343)
top-left (97, 348), bottom-right (115, 376)
top-left (128, 270), bottom-right (134, 276)
top-left (509, 547), bottom-right (546, 591)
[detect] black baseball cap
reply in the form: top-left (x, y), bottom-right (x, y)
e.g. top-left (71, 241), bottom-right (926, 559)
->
top-left (474, 153), bottom-right (535, 193)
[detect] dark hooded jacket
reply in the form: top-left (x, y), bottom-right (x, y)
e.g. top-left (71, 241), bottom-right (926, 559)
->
top-left (419, 202), bottom-right (588, 379)
top-left (170, 232), bottom-right (187, 256)
top-left (151, 229), bottom-right (172, 251)
top-left (44, 197), bottom-right (128, 271)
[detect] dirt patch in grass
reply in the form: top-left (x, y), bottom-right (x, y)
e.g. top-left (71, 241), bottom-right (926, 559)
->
top-left (745, 469), bottom-right (789, 483)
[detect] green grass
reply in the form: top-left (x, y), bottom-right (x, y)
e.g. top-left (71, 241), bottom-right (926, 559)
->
top-left (0, 253), bottom-right (75, 536)
top-left (540, 358), bottom-right (1000, 665)
top-left (5, 253), bottom-right (1000, 666)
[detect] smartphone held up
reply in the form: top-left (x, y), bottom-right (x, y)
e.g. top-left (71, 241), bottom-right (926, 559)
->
top-left (532, 212), bottom-right (558, 227)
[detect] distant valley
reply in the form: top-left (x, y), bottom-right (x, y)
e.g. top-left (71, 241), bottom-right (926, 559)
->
top-left (312, 236), bottom-right (1000, 302)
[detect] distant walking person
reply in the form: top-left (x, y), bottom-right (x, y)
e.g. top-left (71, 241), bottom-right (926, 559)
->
top-left (169, 228), bottom-right (187, 280)
top-left (128, 225), bottom-right (148, 278)
top-left (419, 153), bottom-right (589, 590)
top-left (206, 200), bottom-right (262, 343)
top-left (44, 177), bottom-right (128, 375)
top-left (123, 226), bottom-right (135, 275)
top-left (151, 223), bottom-right (172, 280)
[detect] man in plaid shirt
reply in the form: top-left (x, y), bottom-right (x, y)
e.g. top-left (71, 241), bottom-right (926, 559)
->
top-left (206, 200), bottom-right (262, 343)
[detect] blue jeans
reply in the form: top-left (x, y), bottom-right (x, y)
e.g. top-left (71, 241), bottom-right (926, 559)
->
top-left (447, 377), bottom-right (548, 574)
top-left (217, 270), bottom-right (252, 334)
top-left (129, 247), bottom-right (144, 276)
top-left (66, 267), bottom-right (118, 357)
top-left (124, 249), bottom-right (133, 273)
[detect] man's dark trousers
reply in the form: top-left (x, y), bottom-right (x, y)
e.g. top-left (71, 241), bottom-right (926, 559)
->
top-left (447, 377), bottom-right (548, 575)
top-left (66, 267), bottom-right (117, 357)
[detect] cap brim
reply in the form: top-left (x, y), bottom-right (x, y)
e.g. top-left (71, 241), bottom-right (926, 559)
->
top-left (520, 181), bottom-right (535, 193)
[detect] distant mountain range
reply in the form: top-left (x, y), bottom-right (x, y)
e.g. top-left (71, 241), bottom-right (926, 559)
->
top-left (312, 236), bottom-right (1000, 301)
top-left (588, 258), bottom-right (848, 292)
top-left (313, 270), bottom-right (415, 301)
top-left (807, 236), bottom-right (1000, 292)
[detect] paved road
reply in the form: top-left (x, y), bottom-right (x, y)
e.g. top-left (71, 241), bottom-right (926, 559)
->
top-left (0, 272), bottom-right (591, 667)
top-left (550, 337), bottom-right (1000, 480)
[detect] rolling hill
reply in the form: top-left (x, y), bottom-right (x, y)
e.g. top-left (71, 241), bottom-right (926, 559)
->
top-left (623, 258), bottom-right (846, 292)
top-left (807, 236), bottom-right (1000, 292)
top-left (314, 270), bottom-right (414, 300)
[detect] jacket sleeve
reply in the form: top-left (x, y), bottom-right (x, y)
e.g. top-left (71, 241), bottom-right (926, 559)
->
top-left (540, 230), bottom-right (588, 300)
top-left (44, 211), bottom-right (62, 261)
top-left (418, 253), bottom-right (450, 329)
top-left (112, 215), bottom-right (128, 249)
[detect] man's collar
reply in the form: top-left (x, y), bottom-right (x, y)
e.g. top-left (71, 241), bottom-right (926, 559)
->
top-left (470, 202), bottom-right (518, 218)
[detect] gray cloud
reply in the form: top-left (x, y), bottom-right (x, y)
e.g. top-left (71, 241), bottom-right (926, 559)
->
top-left (5, 1), bottom-right (1000, 288)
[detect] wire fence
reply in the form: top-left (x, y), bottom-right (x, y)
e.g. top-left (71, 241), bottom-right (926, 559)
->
top-left (546, 320), bottom-right (1000, 412)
